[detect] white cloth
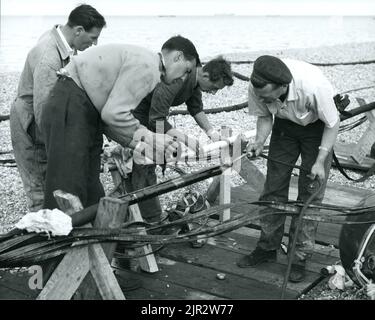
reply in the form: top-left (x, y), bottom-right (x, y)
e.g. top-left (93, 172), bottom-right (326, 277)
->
top-left (15, 208), bottom-right (73, 236)
top-left (248, 58), bottom-right (340, 128)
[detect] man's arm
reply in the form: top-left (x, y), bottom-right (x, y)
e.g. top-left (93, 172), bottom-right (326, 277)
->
top-left (310, 83), bottom-right (341, 180)
top-left (33, 59), bottom-right (60, 132)
top-left (101, 63), bottom-right (158, 148)
top-left (246, 115), bottom-right (273, 157)
top-left (149, 80), bottom-right (200, 152)
top-left (186, 89), bottom-right (220, 141)
top-left (310, 118), bottom-right (340, 180)
top-left (193, 111), bottom-right (212, 133)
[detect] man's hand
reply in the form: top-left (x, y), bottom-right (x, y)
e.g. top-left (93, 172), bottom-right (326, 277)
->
top-left (246, 141), bottom-right (264, 159)
top-left (206, 128), bottom-right (221, 142)
top-left (132, 131), bottom-right (182, 165)
top-left (310, 160), bottom-right (326, 181)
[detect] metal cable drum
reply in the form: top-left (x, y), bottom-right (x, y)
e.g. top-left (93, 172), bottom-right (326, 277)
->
top-left (339, 193), bottom-right (375, 285)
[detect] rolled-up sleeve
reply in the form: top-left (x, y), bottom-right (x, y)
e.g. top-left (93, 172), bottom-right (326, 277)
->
top-left (314, 83), bottom-right (340, 128)
top-left (148, 79), bottom-right (183, 133)
top-left (101, 63), bottom-right (159, 146)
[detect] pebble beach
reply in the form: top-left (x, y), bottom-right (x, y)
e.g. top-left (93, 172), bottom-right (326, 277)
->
top-left (0, 41), bottom-right (375, 299)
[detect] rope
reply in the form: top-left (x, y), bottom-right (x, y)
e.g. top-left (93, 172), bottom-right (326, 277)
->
top-left (169, 101), bottom-right (248, 115)
top-left (339, 116), bottom-right (367, 133)
top-left (3, 198), bottom-right (375, 267)
top-left (202, 59), bottom-right (375, 66)
top-left (280, 178), bottom-right (323, 299)
top-left (0, 115), bottom-right (10, 122)
top-left (332, 151), bottom-right (375, 182)
top-left (169, 88), bottom-right (375, 116)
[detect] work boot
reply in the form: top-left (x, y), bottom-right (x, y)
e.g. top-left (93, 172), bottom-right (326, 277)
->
top-left (288, 263), bottom-right (306, 283)
top-left (237, 247), bottom-right (277, 268)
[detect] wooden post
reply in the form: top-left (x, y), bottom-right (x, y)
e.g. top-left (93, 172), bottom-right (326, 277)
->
top-left (219, 127), bottom-right (232, 221)
top-left (110, 170), bottom-right (159, 273)
top-left (128, 205), bottom-right (159, 273)
top-left (37, 191), bottom-right (126, 300)
top-left (219, 168), bottom-right (231, 221)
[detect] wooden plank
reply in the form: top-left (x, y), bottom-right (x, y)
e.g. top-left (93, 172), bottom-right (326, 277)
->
top-left (37, 247), bottom-right (90, 300)
top-left (80, 197), bottom-right (127, 300)
top-left (289, 176), bottom-right (370, 207)
top-left (40, 191), bottom-right (84, 283)
top-left (212, 229), bottom-right (340, 273)
top-left (116, 269), bottom-right (223, 300)
top-left (128, 204), bottom-right (159, 273)
top-left (114, 257), bottom-right (295, 299)
top-left (231, 177), bottom-right (369, 209)
top-left (334, 143), bottom-right (375, 170)
top-left (110, 171), bottom-right (159, 273)
top-left (93, 197), bottom-right (128, 258)
top-left (237, 156), bottom-right (266, 193)
top-left (219, 168), bottom-right (231, 221)
top-left (159, 242), bottom-right (318, 295)
top-left (89, 244), bottom-right (125, 300)
top-left (39, 193), bottom-right (126, 300)
top-left (350, 97), bottom-right (375, 164)
top-left (230, 178), bottom-right (372, 246)
top-left (206, 156), bottom-right (265, 205)
top-left (38, 191), bottom-right (90, 300)
top-left (114, 266), bottom-right (224, 300)
top-left (53, 190), bottom-right (84, 215)
top-left (219, 127), bottom-right (232, 221)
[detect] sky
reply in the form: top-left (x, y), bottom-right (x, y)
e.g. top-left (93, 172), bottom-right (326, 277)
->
top-left (1, 0), bottom-right (375, 16)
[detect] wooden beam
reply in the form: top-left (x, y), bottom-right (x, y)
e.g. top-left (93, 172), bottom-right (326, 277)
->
top-left (37, 247), bottom-right (90, 300)
top-left (207, 149), bottom-right (266, 208)
top-left (79, 197), bottom-right (127, 300)
top-left (39, 191), bottom-right (85, 288)
top-left (89, 243), bottom-right (126, 300)
top-left (128, 203), bottom-right (159, 273)
top-left (351, 98), bottom-right (375, 164)
top-left (220, 168), bottom-right (231, 221)
top-left (237, 157), bottom-right (266, 193)
top-left (38, 191), bottom-right (126, 300)
top-left (110, 169), bottom-right (159, 273)
top-left (93, 197), bottom-right (128, 258)
top-left (53, 190), bottom-right (84, 214)
top-left (219, 127), bottom-right (232, 221)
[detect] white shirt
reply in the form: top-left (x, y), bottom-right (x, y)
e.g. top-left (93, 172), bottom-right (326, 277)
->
top-left (56, 25), bottom-right (74, 59)
top-left (248, 58), bottom-right (340, 128)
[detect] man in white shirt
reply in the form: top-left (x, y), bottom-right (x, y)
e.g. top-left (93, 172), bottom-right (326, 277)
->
top-left (237, 55), bottom-right (340, 282)
top-left (10, 4), bottom-right (106, 212)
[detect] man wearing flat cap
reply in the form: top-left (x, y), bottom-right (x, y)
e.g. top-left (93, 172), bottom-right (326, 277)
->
top-left (237, 55), bottom-right (340, 282)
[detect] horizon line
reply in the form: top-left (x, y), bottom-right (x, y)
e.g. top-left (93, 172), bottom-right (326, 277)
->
top-left (2, 14), bottom-right (375, 17)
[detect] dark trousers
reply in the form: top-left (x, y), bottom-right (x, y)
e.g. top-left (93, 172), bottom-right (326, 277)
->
top-left (41, 76), bottom-right (104, 209)
top-left (131, 161), bottom-right (162, 222)
top-left (257, 118), bottom-right (332, 263)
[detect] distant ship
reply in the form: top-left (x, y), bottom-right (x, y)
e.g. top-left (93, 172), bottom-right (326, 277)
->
top-left (214, 13), bottom-right (235, 17)
top-left (158, 15), bottom-right (176, 18)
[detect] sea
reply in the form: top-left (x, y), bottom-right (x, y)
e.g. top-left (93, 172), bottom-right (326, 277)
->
top-left (1, 15), bottom-right (375, 72)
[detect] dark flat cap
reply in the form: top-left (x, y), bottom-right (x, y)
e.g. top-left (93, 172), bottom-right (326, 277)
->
top-left (251, 55), bottom-right (292, 86)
